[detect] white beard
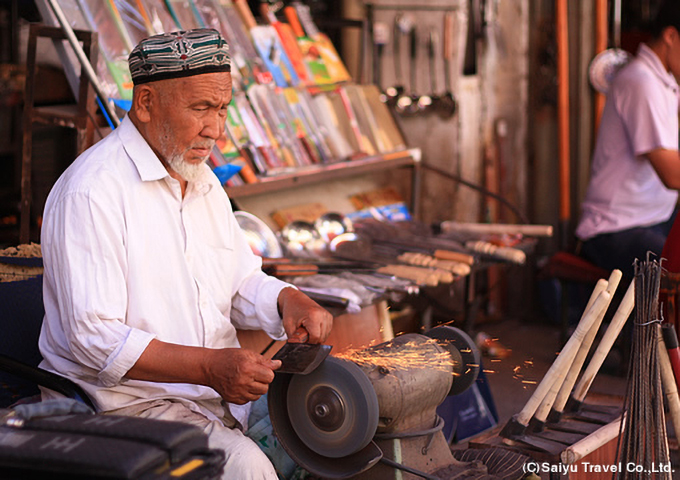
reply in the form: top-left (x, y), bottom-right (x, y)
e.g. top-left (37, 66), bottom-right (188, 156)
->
top-left (166, 151), bottom-right (208, 182)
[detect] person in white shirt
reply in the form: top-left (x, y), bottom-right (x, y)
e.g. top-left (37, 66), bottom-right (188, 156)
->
top-left (576, 1), bottom-right (680, 279)
top-left (39, 28), bottom-right (332, 480)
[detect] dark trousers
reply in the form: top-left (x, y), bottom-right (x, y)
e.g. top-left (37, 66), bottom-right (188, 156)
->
top-left (580, 208), bottom-right (678, 280)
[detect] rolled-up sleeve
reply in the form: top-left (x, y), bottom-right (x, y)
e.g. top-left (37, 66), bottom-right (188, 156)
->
top-left (231, 270), bottom-right (293, 340)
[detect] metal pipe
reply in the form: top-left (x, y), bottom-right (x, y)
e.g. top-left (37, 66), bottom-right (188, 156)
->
top-left (556, 0), bottom-right (570, 248)
top-left (47, 0), bottom-right (121, 127)
top-left (594, 0), bottom-right (607, 131)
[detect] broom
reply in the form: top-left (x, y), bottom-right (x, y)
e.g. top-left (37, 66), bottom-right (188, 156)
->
top-left (615, 257), bottom-right (671, 480)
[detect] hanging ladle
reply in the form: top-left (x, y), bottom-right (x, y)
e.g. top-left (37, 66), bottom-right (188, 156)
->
top-left (427, 30), bottom-right (441, 112)
top-left (373, 21), bottom-right (389, 102)
top-left (385, 13), bottom-right (406, 107)
top-left (412, 27), bottom-right (433, 114)
top-left (395, 16), bottom-right (417, 115)
top-left (437, 11), bottom-right (457, 119)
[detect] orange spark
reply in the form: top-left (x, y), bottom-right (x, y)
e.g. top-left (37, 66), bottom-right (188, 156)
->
top-left (333, 338), bottom-right (457, 374)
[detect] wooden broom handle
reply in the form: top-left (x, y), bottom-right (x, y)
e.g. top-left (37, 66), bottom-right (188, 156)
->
top-left (561, 418), bottom-right (622, 465)
top-left (571, 280), bottom-right (634, 403)
top-left (550, 269), bottom-right (622, 415)
top-left (515, 288), bottom-right (611, 426)
top-left (533, 277), bottom-right (613, 423)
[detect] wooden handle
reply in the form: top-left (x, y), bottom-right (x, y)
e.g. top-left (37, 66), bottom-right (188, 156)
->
top-left (440, 221), bottom-right (553, 237)
top-left (571, 280), bottom-right (634, 403)
top-left (377, 264), bottom-right (440, 286)
top-left (533, 278), bottom-right (611, 423)
top-left (560, 418), bottom-right (622, 464)
top-left (264, 264), bottom-right (319, 276)
top-left (233, 0), bottom-right (258, 31)
top-left (551, 270), bottom-right (622, 415)
top-left (443, 12), bottom-right (453, 60)
top-left (465, 241), bottom-right (525, 264)
top-left (515, 289), bottom-right (611, 426)
top-left (433, 249), bottom-right (474, 265)
top-left (284, 6), bottom-right (305, 38)
top-left (289, 326), bottom-right (309, 343)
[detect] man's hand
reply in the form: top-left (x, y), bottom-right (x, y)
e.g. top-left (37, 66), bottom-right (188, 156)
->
top-left (277, 287), bottom-right (333, 344)
top-left (204, 348), bottom-right (281, 405)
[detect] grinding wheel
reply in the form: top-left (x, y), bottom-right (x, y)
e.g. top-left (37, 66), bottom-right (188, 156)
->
top-left (426, 326), bottom-right (481, 395)
top-left (286, 356), bottom-right (379, 458)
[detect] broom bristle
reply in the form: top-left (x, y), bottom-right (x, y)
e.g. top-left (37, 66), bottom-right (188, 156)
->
top-left (615, 256), bottom-right (671, 479)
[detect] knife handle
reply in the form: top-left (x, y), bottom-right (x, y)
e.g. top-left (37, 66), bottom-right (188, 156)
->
top-left (289, 326), bottom-right (309, 343)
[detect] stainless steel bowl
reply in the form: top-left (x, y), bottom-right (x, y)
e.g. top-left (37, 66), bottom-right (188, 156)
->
top-left (234, 211), bottom-right (283, 258)
top-left (314, 212), bottom-right (353, 244)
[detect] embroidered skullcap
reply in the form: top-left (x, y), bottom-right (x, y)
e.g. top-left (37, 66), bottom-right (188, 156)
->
top-left (129, 28), bottom-right (230, 85)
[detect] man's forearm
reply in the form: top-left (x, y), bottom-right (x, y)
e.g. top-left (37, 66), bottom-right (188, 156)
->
top-left (124, 338), bottom-right (282, 404)
top-left (126, 338), bottom-right (213, 385)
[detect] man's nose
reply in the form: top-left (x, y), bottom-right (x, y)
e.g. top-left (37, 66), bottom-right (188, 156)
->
top-left (202, 111), bottom-right (225, 140)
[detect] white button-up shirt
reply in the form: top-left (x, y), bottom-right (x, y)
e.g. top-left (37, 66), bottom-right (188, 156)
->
top-left (39, 115), bottom-right (290, 424)
top-left (576, 43), bottom-right (680, 240)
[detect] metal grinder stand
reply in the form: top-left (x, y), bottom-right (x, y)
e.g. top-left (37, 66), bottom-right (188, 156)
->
top-left (268, 326), bottom-right (481, 479)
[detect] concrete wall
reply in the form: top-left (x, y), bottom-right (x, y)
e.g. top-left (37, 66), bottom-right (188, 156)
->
top-left (341, 0), bottom-right (530, 226)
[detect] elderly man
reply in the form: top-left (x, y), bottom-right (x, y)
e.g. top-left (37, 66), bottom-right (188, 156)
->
top-left (39, 28), bottom-right (332, 479)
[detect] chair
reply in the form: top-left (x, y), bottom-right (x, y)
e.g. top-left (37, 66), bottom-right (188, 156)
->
top-left (0, 269), bottom-right (93, 409)
top-left (661, 215), bottom-right (680, 333)
top-left (0, 272), bottom-right (227, 479)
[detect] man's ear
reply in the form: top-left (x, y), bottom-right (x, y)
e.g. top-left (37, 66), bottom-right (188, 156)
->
top-left (662, 26), bottom-right (678, 48)
top-left (132, 85), bottom-right (154, 123)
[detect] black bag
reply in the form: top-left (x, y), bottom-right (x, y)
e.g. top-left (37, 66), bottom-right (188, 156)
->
top-left (0, 406), bottom-right (225, 479)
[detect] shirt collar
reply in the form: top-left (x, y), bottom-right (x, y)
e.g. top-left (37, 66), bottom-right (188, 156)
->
top-left (119, 115), bottom-right (169, 182)
top-left (118, 115), bottom-right (215, 195)
top-left (637, 43), bottom-right (679, 90)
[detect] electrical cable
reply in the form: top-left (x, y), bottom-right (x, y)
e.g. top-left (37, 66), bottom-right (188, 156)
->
top-left (378, 457), bottom-right (439, 480)
top-left (422, 163), bottom-right (529, 224)
top-left (373, 414), bottom-right (445, 440)
top-left (260, 339), bottom-right (276, 356)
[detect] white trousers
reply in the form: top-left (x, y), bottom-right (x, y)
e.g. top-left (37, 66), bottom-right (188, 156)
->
top-left (106, 399), bottom-right (278, 480)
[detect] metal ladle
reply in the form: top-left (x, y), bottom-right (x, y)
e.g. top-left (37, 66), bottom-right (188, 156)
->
top-left (412, 28), bottom-right (432, 114)
top-left (279, 220), bottom-right (326, 258)
top-left (385, 13), bottom-right (406, 107)
top-left (438, 11), bottom-right (457, 119)
top-left (395, 16), bottom-right (416, 115)
top-left (314, 212), bottom-right (353, 244)
top-left (427, 31), bottom-right (441, 111)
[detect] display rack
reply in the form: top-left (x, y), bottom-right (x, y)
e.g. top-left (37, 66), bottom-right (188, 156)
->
top-left (225, 147), bottom-right (422, 215)
top-left (27, 0), bottom-right (423, 223)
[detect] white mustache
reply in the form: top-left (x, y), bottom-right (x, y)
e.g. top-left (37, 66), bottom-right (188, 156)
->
top-left (191, 142), bottom-right (215, 150)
